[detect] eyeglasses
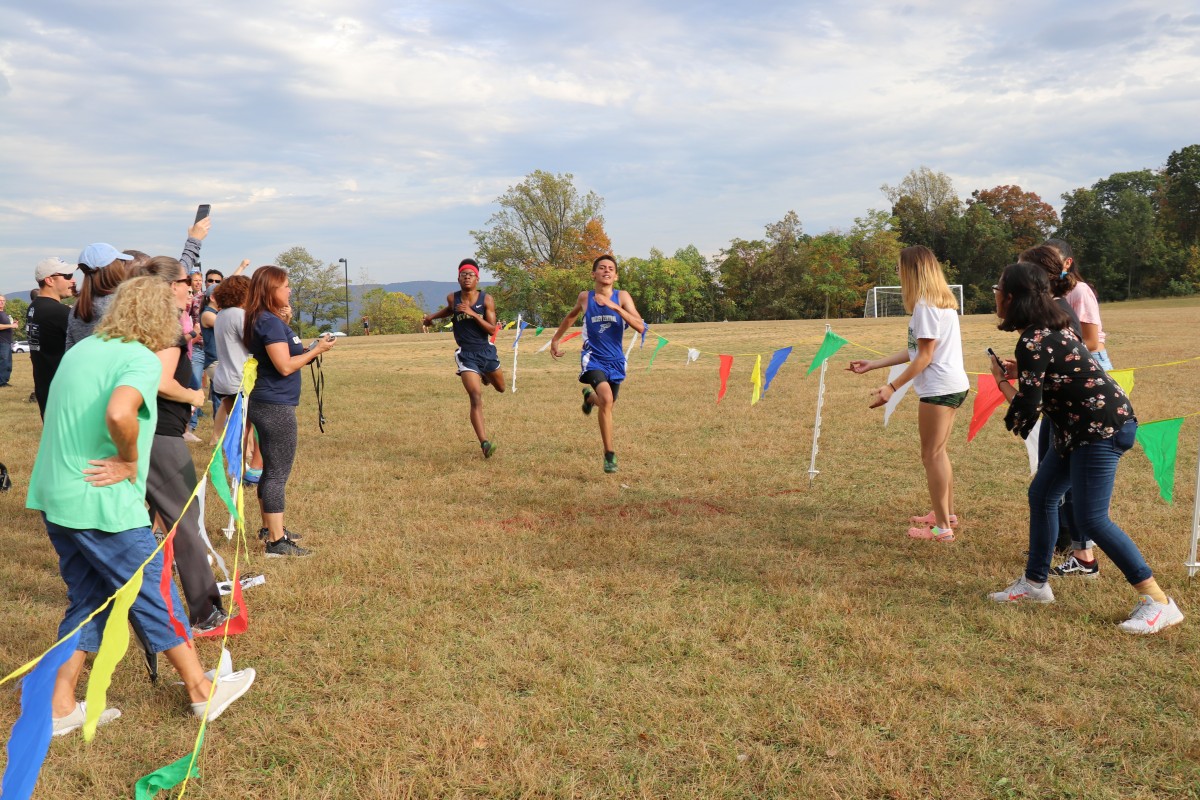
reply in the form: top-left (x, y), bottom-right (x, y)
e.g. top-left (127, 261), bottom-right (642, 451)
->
top-left (174, 276), bottom-right (191, 285)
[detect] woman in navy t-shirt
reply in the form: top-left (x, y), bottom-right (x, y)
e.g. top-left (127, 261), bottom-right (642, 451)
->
top-left (242, 266), bottom-right (336, 557)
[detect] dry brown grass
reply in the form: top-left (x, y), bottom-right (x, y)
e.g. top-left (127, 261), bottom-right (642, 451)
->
top-left (2, 298), bottom-right (1199, 799)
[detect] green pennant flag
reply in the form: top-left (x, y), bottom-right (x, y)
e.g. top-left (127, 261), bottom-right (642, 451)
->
top-left (535, 326), bottom-right (544, 336)
top-left (1135, 417), bottom-right (1185, 503)
top-left (646, 335), bottom-right (668, 370)
top-left (208, 450), bottom-right (241, 521)
top-left (135, 740), bottom-right (203, 799)
top-left (806, 330), bottom-right (848, 374)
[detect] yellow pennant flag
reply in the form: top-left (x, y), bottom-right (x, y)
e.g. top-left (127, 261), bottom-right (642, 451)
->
top-left (750, 354), bottom-right (763, 405)
top-left (1109, 369), bottom-right (1135, 395)
top-left (504, 320), bottom-right (517, 330)
top-left (240, 356), bottom-right (259, 396)
top-left (83, 568), bottom-right (144, 740)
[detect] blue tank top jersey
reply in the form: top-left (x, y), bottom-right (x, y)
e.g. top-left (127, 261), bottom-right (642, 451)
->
top-left (581, 290), bottom-right (627, 381)
top-left (451, 291), bottom-right (491, 351)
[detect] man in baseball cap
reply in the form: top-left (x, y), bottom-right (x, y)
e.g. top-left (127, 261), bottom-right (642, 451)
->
top-left (28, 258), bottom-right (78, 417)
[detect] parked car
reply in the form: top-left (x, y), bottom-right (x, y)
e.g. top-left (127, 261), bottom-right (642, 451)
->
top-left (11, 340), bottom-right (30, 353)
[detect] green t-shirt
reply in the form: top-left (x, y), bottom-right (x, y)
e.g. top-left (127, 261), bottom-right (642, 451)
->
top-left (27, 335), bottom-right (161, 532)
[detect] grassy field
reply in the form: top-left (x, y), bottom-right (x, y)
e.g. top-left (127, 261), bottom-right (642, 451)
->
top-left (2, 298), bottom-right (1199, 799)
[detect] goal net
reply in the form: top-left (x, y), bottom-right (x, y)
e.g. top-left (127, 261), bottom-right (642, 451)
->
top-left (864, 285), bottom-right (963, 318)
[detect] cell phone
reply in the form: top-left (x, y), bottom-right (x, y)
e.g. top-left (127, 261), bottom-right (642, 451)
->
top-left (194, 204), bottom-right (211, 223)
top-left (986, 347), bottom-right (1004, 366)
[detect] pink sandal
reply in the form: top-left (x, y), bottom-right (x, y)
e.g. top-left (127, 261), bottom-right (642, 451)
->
top-left (910, 511), bottom-right (958, 528)
top-left (908, 525), bottom-right (955, 542)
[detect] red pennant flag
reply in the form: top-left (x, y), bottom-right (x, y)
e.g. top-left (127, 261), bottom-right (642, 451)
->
top-left (159, 530), bottom-right (191, 646)
top-left (561, 331), bottom-right (581, 344)
top-left (717, 355), bottom-right (733, 403)
top-left (967, 374), bottom-right (1010, 441)
top-left (194, 571), bottom-right (249, 638)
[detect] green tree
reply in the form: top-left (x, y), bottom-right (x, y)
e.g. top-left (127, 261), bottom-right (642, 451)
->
top-left (471, 171), bottom-right (611, 324)
top-left (947, 203), bottom-right (1015, 313)
top-left (359, 288), bottom-right (426, 334)
top-left (847, 209), bottom-right (903, 287)
top-left (801, 233), bottom-right (868, 318)
top-left (881, 166), bottom-right (962, 260)
top-left (717, 211), bottom-right (810, 321)
top-left (967, 185), bottom-right (1059, 252)
top-left (618, 247), bottom-right (712, 324)
top-left (1162, 144), bottom-right (1200, 248)
top-left (5, 297), bottom-right (29, 334)
top-left (275, 247), bottom-right (344, 328)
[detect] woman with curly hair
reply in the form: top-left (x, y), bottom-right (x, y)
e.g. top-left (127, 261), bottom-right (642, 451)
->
top-left (27, 276), bottom-right (254, 734)
top-left (242, 265), bottom-right (336, 556)
top-left (986, 262), bottom-right (1183, 634)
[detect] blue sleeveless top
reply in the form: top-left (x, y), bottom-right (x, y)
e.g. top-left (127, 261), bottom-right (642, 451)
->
top-left (581, 290), bottom-right (627, 380)
top-left (451, 291), bottom-right (491, 351)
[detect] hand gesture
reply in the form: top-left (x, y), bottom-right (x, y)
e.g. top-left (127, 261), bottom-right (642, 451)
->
top-left (83, 456), bottom-right (138, 487)
top-left (454, 301), bottom-right (474, 317)
top-left (550, 339), bottom-right (563, 359)
top-left (315, 335), bottom-right (336, 354)
top-left (594, 293), bottom-right (618, 311)
top-left (868, 385), bottom-right (891, 409)
top-left (990, 356), bottom-right (1014, 383)
top-left (279, 305), bottom-right (293, 324)
top-left (846, 360), bottom-right (873, 374)
top-left (188, 217), bottom-right (212, 241)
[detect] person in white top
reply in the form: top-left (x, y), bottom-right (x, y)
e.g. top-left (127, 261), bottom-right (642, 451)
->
top-left (1046, 238), bottom-right (1112, 370)
top-left (848, 245), bottom-right (970, 542)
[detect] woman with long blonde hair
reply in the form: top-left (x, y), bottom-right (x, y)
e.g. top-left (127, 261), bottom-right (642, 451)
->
top-left (848, 245), bottom-right (970, 541)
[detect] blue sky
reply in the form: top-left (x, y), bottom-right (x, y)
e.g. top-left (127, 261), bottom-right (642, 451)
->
top-left (1, 1), bottom-right (1198, 290)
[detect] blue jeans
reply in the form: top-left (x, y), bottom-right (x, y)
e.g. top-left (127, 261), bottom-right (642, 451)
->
top-left (44, 517), bottom-right (189, 653)
top-left (1036, 418), bottom-right (1093, 551)
top-left (1025, 420), bottom-right (1151, 585)
top-left (0, 343), bottom-right (11, 385)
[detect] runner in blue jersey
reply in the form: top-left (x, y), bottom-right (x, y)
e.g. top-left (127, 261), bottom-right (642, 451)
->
top-left (423, 259), bottom-right (505, 458)
top-left (550, 254), bottom-right (645, 473)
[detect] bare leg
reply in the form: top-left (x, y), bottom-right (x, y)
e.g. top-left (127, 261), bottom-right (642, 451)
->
top-left (161, 641), bottom-right (213, 704)
top-left (593, 382), bottom-right (616, 453)
top-left (52, 651), bottom-right (88, 717)
top-left (486, 368), bottom-right (506, 393)
top-left (918, 403), bottom-right (957, 530)
top-left (261, 511), bottom-right (285, 544)
top-left (460, 372), bottom-right (486, 443)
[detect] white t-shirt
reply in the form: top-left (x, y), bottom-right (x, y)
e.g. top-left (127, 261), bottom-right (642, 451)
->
top-left (907, 301), bottom-right (970, 398)
top-left (212, 307), bottom-right (251, 396)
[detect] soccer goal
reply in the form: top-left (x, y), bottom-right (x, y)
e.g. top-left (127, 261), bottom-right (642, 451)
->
top-left (864, 285), bottom-right (963, 318)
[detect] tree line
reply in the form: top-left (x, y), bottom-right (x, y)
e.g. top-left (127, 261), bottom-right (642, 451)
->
top-left (269, 143), bottom-right (1200, 333)
top-left (474, 146), bottom-right (1200, 322)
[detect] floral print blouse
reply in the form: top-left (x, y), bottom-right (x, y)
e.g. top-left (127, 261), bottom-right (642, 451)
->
top-left (1003, 326), bottom-right (1134, 455)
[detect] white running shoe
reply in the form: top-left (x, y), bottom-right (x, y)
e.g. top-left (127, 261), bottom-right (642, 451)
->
top-left (1117, 596), bottom-right (1184, 635)
top-left (52, 702), bottom-right (121, 737)
top-left (988, 576), bottom-right (1055, 604)
top-left (191, 667), bottom-right (256, 722)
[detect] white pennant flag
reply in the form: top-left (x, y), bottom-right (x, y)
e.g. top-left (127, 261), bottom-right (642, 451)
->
top-left (1025, 418), bottom-right (1042, 475)
top-left (686, 348), bottom-right (700, 365)
top-left (882, 364), bottom-right (912, 426)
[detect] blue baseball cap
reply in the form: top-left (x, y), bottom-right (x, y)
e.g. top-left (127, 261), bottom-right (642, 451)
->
top-left (78, 243), bottom-right (134, 269)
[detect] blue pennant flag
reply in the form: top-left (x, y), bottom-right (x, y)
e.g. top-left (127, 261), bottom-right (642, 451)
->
top-left (512, 319), bottom-right (529, 349)
top-left (223, 394), bottom-right (245, 480)
top-left (762, 347), bottom-right (793, 396)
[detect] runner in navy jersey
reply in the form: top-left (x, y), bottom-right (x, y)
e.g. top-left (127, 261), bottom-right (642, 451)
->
top-left (550, 255), bottom-right (645, 473)
top-left (423, 259), bottom-right (505, 458)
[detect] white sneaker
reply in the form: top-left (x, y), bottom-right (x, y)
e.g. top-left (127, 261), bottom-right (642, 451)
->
top-left (52, 701), bottom-right (121, 737)
top-left (191, 667), bottom-right (256, 722)
top-left (988, 576), bottom-right (1055, 604)
top-left (1118, 596), bottom-right (1184, 635)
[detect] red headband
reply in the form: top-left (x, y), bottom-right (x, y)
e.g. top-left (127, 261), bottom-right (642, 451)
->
top-left (458, 263), bottom-right (479, 275)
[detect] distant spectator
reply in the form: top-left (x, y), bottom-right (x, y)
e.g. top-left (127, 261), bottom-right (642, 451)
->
top-left (27, 257), bottom-right (77, 418)
top-left (0, 294), bottom-right (18, 387)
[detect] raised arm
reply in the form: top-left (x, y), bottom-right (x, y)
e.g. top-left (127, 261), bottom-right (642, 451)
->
top-left (422, 293), bottom-right (456, 328)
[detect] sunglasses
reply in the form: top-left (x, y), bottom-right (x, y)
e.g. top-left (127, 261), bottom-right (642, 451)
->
top-left (54, 273), bottom-right (75, 279)
top-left (207, 278), bottom-right (221, 284)
top-left (174, 276), bottom-right (192, 285)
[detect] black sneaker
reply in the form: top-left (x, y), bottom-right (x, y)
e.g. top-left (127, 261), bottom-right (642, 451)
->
top-left (481, 440), bottom-right (496, 459)
top-left (193, 607), bottom-right (230, 634)
top-left (265, 536), bottom-right (312, 558)
top-left (582, 387), bottom-right (594, 415)
top-left (1051, 555), bottom-right (1099, 579)
top-left (257, 527), bottom-right (302, 541)
top-left (604, 454), bottom-right (618, 474)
